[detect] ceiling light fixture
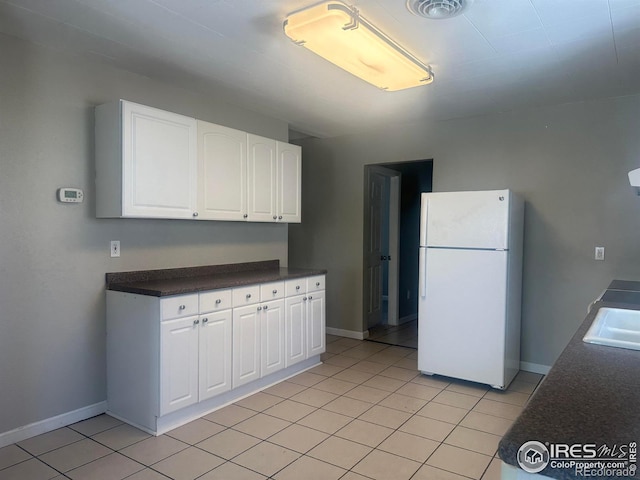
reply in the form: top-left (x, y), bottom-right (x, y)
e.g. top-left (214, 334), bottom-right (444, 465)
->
top-left (283, 1), bottom-right (433, 91)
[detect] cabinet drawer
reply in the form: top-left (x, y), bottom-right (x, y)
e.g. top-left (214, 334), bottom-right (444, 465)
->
top-left (285, 279), bottom-right (307, 297)
top-left (161, 294), bottom-right (199, 321)
top-left (307, 275), bottom-right (325, 292)
top-left (200, 289), bottom-right (232, 313)
top-left (232, 285), bottom-right (260, 306)
top-left (261, 281), bottom-right (285, 301)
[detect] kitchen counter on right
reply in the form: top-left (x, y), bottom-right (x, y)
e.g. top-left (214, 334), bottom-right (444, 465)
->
top-left (498, 280), bottom-right (640, 480)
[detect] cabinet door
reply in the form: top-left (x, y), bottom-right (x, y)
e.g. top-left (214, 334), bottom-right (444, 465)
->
top-left (247, 134), bottom-right (277, 222)
top-left (197, 121), bottom-right (247, 221)
top-left (232, 305), bottom-right (261, 388)
top-left (199, 310), bottom-right (232, 401)
top-left (122, 101), bottom-right (197, 218)
top-left (285, 295), bottom-right (306, 367)
top-left (160, 316), bottom-right (199, 415)
top-left (260, 300), bottom-right (285, 377)
top-left (307, 290), bottom-right (326, 358)
top-left (277, 142), bottom-right (302, 223)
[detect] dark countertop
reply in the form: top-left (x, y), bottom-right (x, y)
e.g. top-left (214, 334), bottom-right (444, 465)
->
top-left (498, 280), bottom-right (640, 480)
top-left (106, 260), bottom-right (327, 297)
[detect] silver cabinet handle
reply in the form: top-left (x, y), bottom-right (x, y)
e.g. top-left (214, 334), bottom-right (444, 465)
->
top-left (264, 305), bottom-right (268, 310)
top-left (179, 305), bottom-right (186, 310)
top-left (193, 319), bottom-right (200, 325)
top-left (272, 289), bottom-right (278, 295)
top-left (303, 297), bottom-right (308, 301)
top-left (296, 285), bottom-right (300, 290)
top-left (202, 318), bottom-right (208, 324)
top-left (193, 212), bottom-right (198, 217)
top-left (309, 296), bottom-right (313, 300)
top-left (257, 306), bottom-right (262, 311)
top-left (246, 294), bottom-right (251, 299)
top-left (316, 282), bottom-right (320, 287)
top-left (215, 299), bottom-right (221, 304)
top-left (273, 215), bottom-right (277, 220)
top-left (278, 215), bottom-right (282, 220)
top-left (243, 214), bottom-right (248, 218)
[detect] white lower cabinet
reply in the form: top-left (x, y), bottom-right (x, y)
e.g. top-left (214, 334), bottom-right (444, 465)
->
top-left (284, 286), bottom-right (326, 367)
top-left (260, 299), bottom-right (285, 377)
top-left (160, 316), bottom-right (199, 415)
top-left (199, 310), bottom-right (232, 401)
top-left (107, 274), bottom-right (325, 436)
top-left (232, 304), bottom-right (261, 388)
top-left (307, 290), bottom-right (326, 358)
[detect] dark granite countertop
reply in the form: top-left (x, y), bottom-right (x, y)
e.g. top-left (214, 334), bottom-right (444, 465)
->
top-left (498, 280), bottom-right (640, 480)
top-left (106, 260), bottom-right (327, 297)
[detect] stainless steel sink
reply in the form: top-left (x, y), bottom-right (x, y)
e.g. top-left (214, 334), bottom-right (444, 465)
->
top-left (583, 307), bottom-right (640, 351)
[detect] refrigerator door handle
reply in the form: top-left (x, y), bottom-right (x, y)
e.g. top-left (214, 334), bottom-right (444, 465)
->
top-left (419, 248), bottom-right (427, 297)
top-left (420, 195), bottom-right (428, 246)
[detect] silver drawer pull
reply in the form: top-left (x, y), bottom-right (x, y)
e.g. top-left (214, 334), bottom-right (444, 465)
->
top-left (193, 319), bottom-right (200, 325)
top-left (179, 305), bottom-right (186, 310)
top-left (246, 293), bottom-right (252, 299)
top-left (257, 306), bottom-right (262, 311)
top-left (296, 285), bottom-right (300, 290)
top-left (278, 215), bottom-right (282, 220)
top-left (264, 305), bottom-right (268, 310)
top-left (309, 296), bottom-right (313, 300)
top-left (316, 282), bottom-right (320, 287)
top-left (272, 289), bottom-right (278, 294)
top-left (303, 297), bottom-right (308, 301)
top-left (202, 318), bottom-right (208, 324)
top-left (215, 299), bottom-right (221, 304)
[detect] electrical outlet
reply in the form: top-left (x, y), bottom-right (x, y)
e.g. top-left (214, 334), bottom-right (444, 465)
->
top-left (595, 246), bottom-right (605, 261)
top-left (110, 240), bottom-right (120, 258)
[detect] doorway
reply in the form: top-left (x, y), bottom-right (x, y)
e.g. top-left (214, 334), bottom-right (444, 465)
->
top-left (362, 160), bottom-right (433, 348)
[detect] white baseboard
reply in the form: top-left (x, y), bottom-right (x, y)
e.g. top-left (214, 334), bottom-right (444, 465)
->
top-left (519, 361), bottom-right (551, 375)
top-left (0, 401), bottom-right (107, 448)
top-left (326, 327), bottom-right (369, 340)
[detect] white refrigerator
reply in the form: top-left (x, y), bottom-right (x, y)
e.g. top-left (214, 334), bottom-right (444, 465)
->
top-left (418, 189), bottom-right (524, 389)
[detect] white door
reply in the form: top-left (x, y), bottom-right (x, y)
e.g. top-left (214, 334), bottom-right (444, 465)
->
top-left (160, 316), bottom-right (199, 415)
top-left (247, 134), bottom-right (276, 222)
top-left (232, 305), bottom-right (261, 388)
top-left (277, 142), bottom-right (301, 223)
top-left (422, 190), bottom-right (510, 249)
top-left (122, 101), bottom-right (197, 218)
top-left (199, 310), bottom-right (232, 401)
top-left (285, 295), bottom-right (306, 367)
top-left (197, 121), bottom-right (246, 221)
top-left (260, 300), bottom-right (285, 377)
top-left (307, 290), bottom-right (326, 358)
top-left (418, 248), bottom-right (508, 386)
top-left (364, 171), bottom-right (385, 329)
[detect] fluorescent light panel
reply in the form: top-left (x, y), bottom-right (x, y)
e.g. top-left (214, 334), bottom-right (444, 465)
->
top-left (284, 1), bottom-right (433, 91)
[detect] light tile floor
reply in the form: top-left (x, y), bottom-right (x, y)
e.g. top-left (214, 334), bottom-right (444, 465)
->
top-left (0, 335), bottom-right (543, 480)
top-left (367, 320), bottom-right (418, 348)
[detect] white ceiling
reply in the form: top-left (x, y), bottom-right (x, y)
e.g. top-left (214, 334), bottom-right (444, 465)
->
top-left (1, 0), bottom-right (639, 138)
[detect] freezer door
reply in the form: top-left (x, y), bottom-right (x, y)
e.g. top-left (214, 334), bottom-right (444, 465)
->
top-left (418, 248), bottom-right (508, 387)
top-left (421, 190), bottom-right (510, 249)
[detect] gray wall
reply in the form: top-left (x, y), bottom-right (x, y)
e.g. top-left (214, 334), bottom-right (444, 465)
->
top-left (289, 95), bottom-right (640, 367)
top-left (0, 34), bottom-right (289, 434)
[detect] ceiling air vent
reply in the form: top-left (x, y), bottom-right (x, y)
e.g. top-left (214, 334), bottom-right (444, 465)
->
top-left (406, 0), bottom-right (470, 19)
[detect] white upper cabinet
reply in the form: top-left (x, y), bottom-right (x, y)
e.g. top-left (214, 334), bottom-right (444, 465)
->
top-left (96, 100), bottom-right (198, 219)
top-left (197, 121), bottom-right (247, 221)
top-left (277, 141), bottom-right (302, 223)
top-left (96, 100), bottom-right (301, 222)
top-left (247, 134), bottom-right (277, 222)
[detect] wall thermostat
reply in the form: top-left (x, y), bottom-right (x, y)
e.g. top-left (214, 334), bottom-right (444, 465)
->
top-left (57, 188), bottom-right (84, 203)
